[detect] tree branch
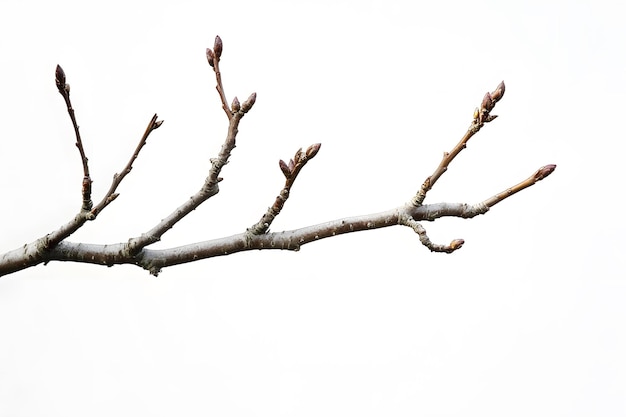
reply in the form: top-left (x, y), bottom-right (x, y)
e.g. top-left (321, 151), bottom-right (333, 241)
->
top-left (0, 36), bottom-right (556, 278)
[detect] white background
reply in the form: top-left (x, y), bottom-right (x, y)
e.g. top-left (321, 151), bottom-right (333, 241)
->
top-left (0, 0), bottom-right (624, 416)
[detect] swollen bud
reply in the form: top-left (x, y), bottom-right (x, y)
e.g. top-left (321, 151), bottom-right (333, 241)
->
top-left (206, 48), bottom-right (215, 67)
top-left (214, 35), bottom-right (223, 59)
top-left (491, 80), bottom-right (505, 103)
top-left (450, 239), bottom-right (465, 250)
top-left (231, 96), bottom-right (241, 112)
top-left (55, 64), bottom-right (67, 95)
top-left (534, 164), bottom-right (557, 181)
top-left (481, 92), bottom-right (493, 112)
top-left (241, 92), bottom-right (257, 113)
top-left (279, 159), bottom-right (291, 178)
top-left (305, 143), bottom-right (321, 159)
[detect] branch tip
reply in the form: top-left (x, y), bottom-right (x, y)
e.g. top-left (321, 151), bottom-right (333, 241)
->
top-left (214, 35), bottom-right (223, 59)
top-left (55, 64), bottom-right (66, 95)
top-left (241, 92), bottom-right (257, 113)
top-left (306, 143), bottom-right (321, 159)
top-left (534, 164), bottom-right (557, 181)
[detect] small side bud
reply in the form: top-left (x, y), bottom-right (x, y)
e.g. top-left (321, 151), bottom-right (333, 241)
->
top-left (450, 239), bottom-right (465, 250)
top-left (491, 80), bottom-right (505, 102)
top-left (241, 92), bottom-right (257, 113)
top-left (206, 48), bottom-right (215, 67)
top-left (473, 107), bottom-right (480, 121)
top-left (55, 65), bottom-right (67, 95)
top-left (153, 119), bottom-right (164, 130)
top-left (231, 96), bottom-right (241, 112)
top-left (214, 36), bottom-right (223, 59)
top-left (534, 164), bottom-right (557, 181)
top-left (64, 83), bottom-right (70, 94)
top-left (279, 159), bottom-right (291, 178)
top-left (305, 143), bottom-right (321, 159)
top-left (481, 92), bottom-right (493, 112)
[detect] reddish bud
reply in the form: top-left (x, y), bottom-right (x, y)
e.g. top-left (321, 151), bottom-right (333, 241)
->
top-left (491, 80), bottom-right (505, 102)
top-left (214, 36), bottom-right (223, 59)
top-left (534, 164), bottom-right (557, 181)
top-left (305, 143), bottom-right (321, 159)
top-left (279, 159), bottom-right (291, 178)
top-left (481, 92), bottom-right (493, 112)
top-left (241, 92), bottom-right (257, 113)
top-left (231, 96), bottom-right (241, 112)
top-left (55, 65), bottom-right (67, 95)
top-left (206, 48), bottom-right (215, 67)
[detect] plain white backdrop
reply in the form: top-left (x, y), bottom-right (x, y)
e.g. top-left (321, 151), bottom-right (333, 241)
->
top-left (0, 0), bottom-right (624, 416)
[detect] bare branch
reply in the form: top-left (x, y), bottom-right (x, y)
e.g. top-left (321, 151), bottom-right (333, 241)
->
top-left (248, 143), bottom-right (322, 235)
top-left (411, 81), bottom-right (506, 207)
top-left (481, 164), bottom-right (557, 208)
top-left (0, 38), bottom-right (556, 279)
top-left (55, 64), bottom-right (93, 211)
top-left (91, 114), bottom-right (163, 218)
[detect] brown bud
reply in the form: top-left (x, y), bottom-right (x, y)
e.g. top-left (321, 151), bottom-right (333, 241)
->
top-left (288, 159), bottom-right (295, 171)
top-left (305, 143), bottom-right (321, 159)
top-left (491, 80), bottom-right (505, 102)
top-left (214, 35), bottom-right (223, 59)
top-left (206, 48), bottom-right (215, 67)
top-left (481, 92), bottom-right (493, 112)
top-left (534, 164), bottom-right (557, 181)
top-left (153, 119), bottom-right (164, 130)
top-left (450, 239), bottom-right (465, 250)
top-left (241, 92), bottom-right (257, 113)
top-left (279, 159), bottom-right (291, 178)
top-left (55, 64), bottom-right (66, 95)
top-left (231, 96), bottom-right (241, 112)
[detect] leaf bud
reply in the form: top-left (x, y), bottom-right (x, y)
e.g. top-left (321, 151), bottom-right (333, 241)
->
top-left (534, 164), bottom-right (557, 181)
top-left (231, 96), bottom-right (241, 112)
top-left (206, 48), bottom-right (215, 67)
top-left (214, 35), bottom-right (223, 59)
top-left (305, 143), bottom-right (321, 159)
top-left (55, 65), bottom-right (66, 94)
top-left (491, 80), bottom-right (505, 102)
top-left (279, 159), bottom-right (291, 178)
top-left (241, 92), bottom-right (257, 113)
top-left (481, 92), bottom-right (493, 112)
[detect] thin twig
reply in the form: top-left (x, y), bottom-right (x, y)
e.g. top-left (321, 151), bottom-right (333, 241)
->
top-left (247, 143), bottom-right (322, 235)
top-left (55, 65), bottom-right (93, 211)
top-left (481, 164), bottom-right (557, 208)
top-left (411, 81), bottom-right (506, 207)
top-left (90, 114), bottom-right (163, 218)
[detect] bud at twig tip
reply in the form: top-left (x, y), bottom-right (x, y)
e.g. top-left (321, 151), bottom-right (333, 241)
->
top-left (306, 143), bottom-right (322, 159)
top-left (241, 92), bottom-right (257, 113)
top-left (55, 64), bottom-right (67, 94)
top-left (214, 36), bottom-right (223, 59)
top-left (534, 164), bottom-right (557, 181)
top-left (450, 239), bottom-right (465, 250)
top-left (491, 80), bottom-right (505, 102)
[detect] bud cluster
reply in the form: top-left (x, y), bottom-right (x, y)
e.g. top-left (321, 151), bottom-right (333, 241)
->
top-left (474, 80), bottom-right (505, 124)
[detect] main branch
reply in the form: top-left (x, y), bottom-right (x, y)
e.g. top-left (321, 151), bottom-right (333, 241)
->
top-left (0, 36), bottom-right (556, 278)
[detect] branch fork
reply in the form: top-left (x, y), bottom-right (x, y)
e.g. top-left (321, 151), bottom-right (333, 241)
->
top-left (0, 37), bottom-right (556, 278)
